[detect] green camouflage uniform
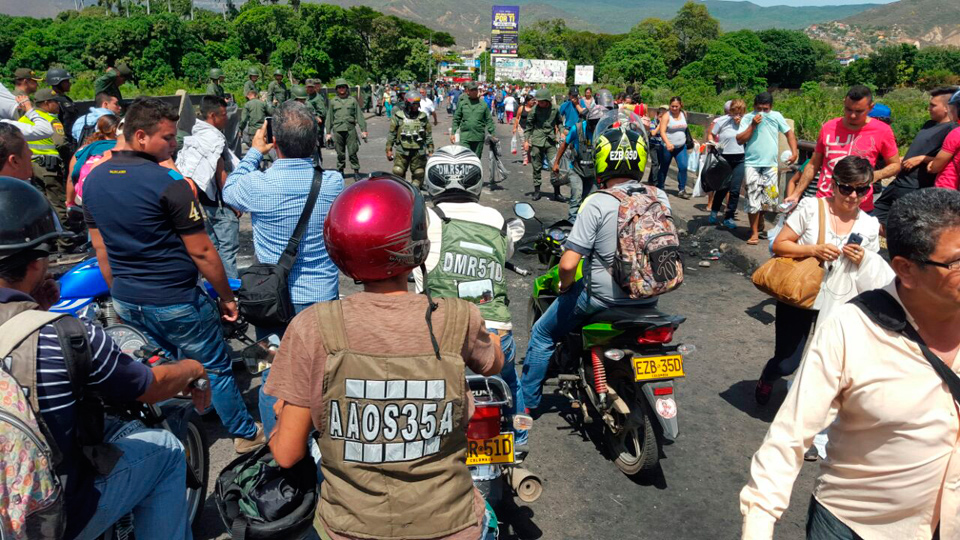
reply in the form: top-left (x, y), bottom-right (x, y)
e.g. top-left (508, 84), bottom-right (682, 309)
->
top-left (525, 105), bottom-right (561, 189)
top-left (387, 108), bottom-right (433, 187)
top-left (206, 81), bottom-right (226, 98)
top-left (326, 94), bottom-right (367, 173)
top-left (93, 72), bottom-right (122, 101)
top-left (452, 98), bottom-right (494, 159)
top-left (267, 79), bottom-right (290, 106)
top-left (239, 97), bottom-right (270, 153)
top-left (243, 79), bottom-right (260, 97)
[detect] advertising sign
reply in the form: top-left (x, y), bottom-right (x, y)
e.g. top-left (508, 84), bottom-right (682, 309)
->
top-left (491, 6), bottom-right (519, 58)
top-left (494, 58), bottom-right (568, 83)
top-left (574, 65), bottom-right (594, 85)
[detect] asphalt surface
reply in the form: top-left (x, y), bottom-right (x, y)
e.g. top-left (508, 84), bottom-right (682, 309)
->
top-left (194, 105), bottom-right (819, 540)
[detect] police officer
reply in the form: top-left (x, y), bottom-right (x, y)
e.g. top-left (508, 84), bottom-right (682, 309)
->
top-left (12, 68), bottom-right (41, 116)
top-left (243, 67), bottom-right (261, 97)
top-left (18, 88), bottom-right (72, 251)
top-left (206, 68), bottom-right (226, 99)
top-left (525, 88), bottom-right (563, 202)
top-left (386, 91), bottom-right (433, 188)
top-left (45, 68), bottom-right (80, 150)
top-left (267, 69), bottom-right (289, 107)
top-left (325, 79), bottom-right (367, 177)
top-left (94, 63), bottom-right (132, 102)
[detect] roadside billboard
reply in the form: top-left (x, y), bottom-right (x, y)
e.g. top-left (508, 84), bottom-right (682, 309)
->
top-left (574, 65), bottom-right (594, 85)
top-left (491, 6), bottom-right (519, 57)
top-left (494, 58), bottom-right (567, 83)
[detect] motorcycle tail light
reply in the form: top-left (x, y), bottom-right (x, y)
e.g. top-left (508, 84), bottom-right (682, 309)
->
top-left (653, 387), bottom-right (674, 396)
top-left (637, 326), bottom-right (674, 345)
top-left (467, 405), bottom-right (501, 440)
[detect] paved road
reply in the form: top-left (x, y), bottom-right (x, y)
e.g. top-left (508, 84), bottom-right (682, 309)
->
top-left (194, 105), bottom-right (818, 539)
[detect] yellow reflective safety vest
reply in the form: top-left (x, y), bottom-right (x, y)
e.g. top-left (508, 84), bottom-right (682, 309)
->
top-left (20, 109), bottom-right (65, 158)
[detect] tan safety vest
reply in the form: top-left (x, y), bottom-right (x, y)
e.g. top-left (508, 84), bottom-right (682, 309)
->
top-left (314, 298), bottom-right (477, 539)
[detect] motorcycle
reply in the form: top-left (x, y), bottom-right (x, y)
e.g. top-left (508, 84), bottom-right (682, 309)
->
top-left (96, 324), bottom-right (210, 539)
top-left (465, 372), bottom-right (541, 538)
top-left (512, 154), bottom-right (694, 475)
top-left (50, 256), bottom-right (255, 348)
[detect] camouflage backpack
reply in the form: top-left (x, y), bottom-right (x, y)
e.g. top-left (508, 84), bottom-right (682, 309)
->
top-left (598, 186), bottom-right (683, 299)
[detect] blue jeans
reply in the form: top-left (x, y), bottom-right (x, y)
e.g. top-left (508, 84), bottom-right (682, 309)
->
top-left (490, 329), bottom-right (527, 446)
top-left (114, 293), bottom-right (258, 439)
top-left (204, 205), bottom-right (240, 280)
top-left (255, 302), bottom-right (315, 438)
top-left (76, 420), bottom-right (191, 540)
top-left (657, 144), bottom-right (689, 192)
top-left (521, 280), bottom-right (601, 412)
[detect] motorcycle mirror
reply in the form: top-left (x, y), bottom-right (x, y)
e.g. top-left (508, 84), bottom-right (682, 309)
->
top-left (505, 218), bottom-right (525, 243)
top-left (514, 202), bottom-right (535, 220)
top-left (241, 334), bottom-right (281, 375)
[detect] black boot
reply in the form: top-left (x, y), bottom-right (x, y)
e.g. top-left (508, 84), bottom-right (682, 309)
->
top-left (553, 186), bottom-right (568, 203)
top-left (532, 187), bottom-right (542, 201)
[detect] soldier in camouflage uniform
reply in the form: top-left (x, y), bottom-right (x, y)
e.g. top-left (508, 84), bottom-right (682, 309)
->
top-left (304, 79), bottom-right (327, 152)
top-left (93, 63), bottom-right (131, 102)
top-left (206, 68), bottom-right (226, 99)
top-left (386, 90), bottom-right (433, 188)
top-left (267, 69), bottom-right (290, 107)
top-left (325, 79), bottom-right (367, 176)
top-left (239, 89), bottom-right (269, 161)
top-left (243, 67), bottom-right (261, 97)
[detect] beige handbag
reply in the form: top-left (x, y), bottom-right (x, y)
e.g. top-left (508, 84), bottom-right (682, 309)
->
top-left (751, 198), bottom-right (826, 309)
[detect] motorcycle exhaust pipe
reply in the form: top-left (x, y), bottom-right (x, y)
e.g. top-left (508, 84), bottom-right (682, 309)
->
top-left (508, 467), bottom-right (543, 503)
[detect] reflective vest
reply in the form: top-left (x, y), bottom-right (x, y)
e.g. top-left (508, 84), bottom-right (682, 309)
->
top-left (314, 298), bottom-right (476, 538)
top-left (20, 109), bottom-right (65, 158)
top-left (426, 207), bottom-right (511, 325)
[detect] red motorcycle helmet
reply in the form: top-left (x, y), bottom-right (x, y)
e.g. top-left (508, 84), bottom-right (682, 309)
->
top-left (324, 173), bottom-right (429, 282)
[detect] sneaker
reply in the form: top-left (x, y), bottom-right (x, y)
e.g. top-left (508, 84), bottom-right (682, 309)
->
top-left (677, 191), bottom-right (692, 200)
top-left (234, 423), bottom-right (266, 454)
top-left (722, 218), bottom-right (737, 231)
top-left (708, 211), bottom-right (719, 225)
top-left (754, 380), bottom-right (773, 405)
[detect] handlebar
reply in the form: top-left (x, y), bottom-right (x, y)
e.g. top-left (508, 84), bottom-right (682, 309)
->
top-left (191, 378), bottom-right (209, 392)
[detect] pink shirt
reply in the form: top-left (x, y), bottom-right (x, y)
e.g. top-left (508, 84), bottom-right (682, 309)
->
top-left (814, 117), bottom-right (899, 212)
top-left (934, 126), bottom-right (960, 190)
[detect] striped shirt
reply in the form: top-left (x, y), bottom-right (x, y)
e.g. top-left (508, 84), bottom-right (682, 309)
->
top-left (2, 288), bottom-right (153, 538)
top-left (223, 149), bottom-right (344, 305)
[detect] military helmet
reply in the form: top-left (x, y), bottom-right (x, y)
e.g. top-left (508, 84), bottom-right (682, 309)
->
top-left (291, 85), bottom-right (308, 100)
top-left (335, 78), bottom-right (349, 88)
top-left (273, 69), bottom-right (284, 77)
top-left (45, 68), bottom-right (72, 86)
top-left (248, 67), bottom-right (260, 77)
top-left (594, 125), bottom-right (648, 184)
top-left (209, 68), bottom-right (224, 80)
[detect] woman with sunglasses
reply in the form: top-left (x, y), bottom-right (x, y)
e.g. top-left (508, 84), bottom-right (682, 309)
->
top-left (755, 156), bottom-right (885, 408)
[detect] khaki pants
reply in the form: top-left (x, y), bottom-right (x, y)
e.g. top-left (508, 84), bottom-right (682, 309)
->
top-left (392, 149), bottom-right (427, 188)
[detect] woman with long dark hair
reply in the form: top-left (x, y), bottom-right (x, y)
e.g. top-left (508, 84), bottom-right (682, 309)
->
top-left (656, 96), bottom-right (691, 198)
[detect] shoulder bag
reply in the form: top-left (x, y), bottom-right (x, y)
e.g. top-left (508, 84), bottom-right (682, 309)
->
top-left (751, 198), bottom-right (826, 309)
top-left (237, 166), bottom-right (323, 328)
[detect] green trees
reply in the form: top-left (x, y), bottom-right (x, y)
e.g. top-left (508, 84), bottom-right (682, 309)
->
top-left (600, 34), bottom-right (667, 85)
top-left (672, 2), bottom-right (720, 68)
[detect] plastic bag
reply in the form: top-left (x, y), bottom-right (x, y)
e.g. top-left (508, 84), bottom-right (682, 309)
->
top-left (692, 168), bottom-right (706, 198)
top-left (701, 144), bottom-right (732, 193)
top-left (511, 133), bottom-right (518, 155)
top-left (687, 146), bottom-right (701, 175)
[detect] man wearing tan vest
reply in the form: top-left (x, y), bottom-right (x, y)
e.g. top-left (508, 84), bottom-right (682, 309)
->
top-left (266, 174), bottom-right (503, 540)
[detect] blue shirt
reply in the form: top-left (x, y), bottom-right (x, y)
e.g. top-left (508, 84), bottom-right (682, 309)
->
top-left (71, 107), bottom-right (113, 142)
top-left (223, 149), bottom-right (343, 305)
top-left (83, 151), bottom-right (207, 305)
top-left (737, 110), bottom-right (792, 168)
top-left (0, 289), bottom-right (153, 539)
top-left (559, 99), bottom-right (584, 131)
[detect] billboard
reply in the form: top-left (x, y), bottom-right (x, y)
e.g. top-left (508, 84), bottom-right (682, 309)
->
top-left (494, 58), bottom-right (568, 83)
top-left (491, 6), bottom-right (519, 57)
top-left (574, 65), bottom-right (594, 85)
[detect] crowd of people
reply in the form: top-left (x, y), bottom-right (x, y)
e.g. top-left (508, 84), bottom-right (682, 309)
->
top-left (1, 60), bottom-right (960, 540)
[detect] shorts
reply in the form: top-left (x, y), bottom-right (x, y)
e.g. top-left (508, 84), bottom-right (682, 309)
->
top-left (744, 165), bottom-right (778, 214)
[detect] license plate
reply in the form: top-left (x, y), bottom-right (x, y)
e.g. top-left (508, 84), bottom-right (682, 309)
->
top-left (466, 433), bottom-right (515, 466)
top-left (633, 354), bottom-right (685, 381)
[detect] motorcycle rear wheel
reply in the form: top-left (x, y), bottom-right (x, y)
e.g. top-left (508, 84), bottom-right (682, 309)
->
top-left (182, 412), bottom-right (210, 527)
top-left (607, 400), bottom-right (658, 476)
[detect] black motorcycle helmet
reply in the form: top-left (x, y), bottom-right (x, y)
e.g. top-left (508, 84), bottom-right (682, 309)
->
top-left (0, 177), bottom-right (63, 265)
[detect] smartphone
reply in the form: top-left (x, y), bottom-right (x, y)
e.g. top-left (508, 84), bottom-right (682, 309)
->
top-left (264, 116), bottom-right (273, 143)
top-left (847, 233), bottom-right (863, 246)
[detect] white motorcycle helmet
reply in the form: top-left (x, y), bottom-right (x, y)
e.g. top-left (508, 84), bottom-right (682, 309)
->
top-left (424, 145), bottom-right (484, 201)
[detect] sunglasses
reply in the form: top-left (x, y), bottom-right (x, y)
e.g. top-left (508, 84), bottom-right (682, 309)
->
top-left (835, 183), bottom-right (871, 197)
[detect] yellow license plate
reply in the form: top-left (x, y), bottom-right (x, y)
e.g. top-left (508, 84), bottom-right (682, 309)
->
top-left (466, 433), bottom-right (515, 466)
top-left (633, 354), bottom-right (685, 381)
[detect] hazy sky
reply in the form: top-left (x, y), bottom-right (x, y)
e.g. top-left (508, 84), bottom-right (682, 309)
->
top-left (742, 0), bottom-right (896, 5)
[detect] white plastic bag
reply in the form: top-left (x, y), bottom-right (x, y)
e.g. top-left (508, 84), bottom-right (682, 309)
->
top-left (692, 169), bottom-right (706, 198)
top-left (687, 146), bottom-right (701, 176)
top-left (511, 133), bottom-right (518, 155)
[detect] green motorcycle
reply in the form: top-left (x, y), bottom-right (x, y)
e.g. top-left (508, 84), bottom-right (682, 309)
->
top-left (513, 201), bottom-right (693, 476)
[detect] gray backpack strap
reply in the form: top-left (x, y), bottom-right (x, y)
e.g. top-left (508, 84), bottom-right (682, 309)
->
top-left (0, 310), bottom-right (67, 411)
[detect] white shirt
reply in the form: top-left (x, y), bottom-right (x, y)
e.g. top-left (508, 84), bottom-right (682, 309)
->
top-left (0, 83), bottom-right (54, 141)
top-left (421, 97), bottom-right (436, 115)
top-left (504, 96), bottom-right (517, 112)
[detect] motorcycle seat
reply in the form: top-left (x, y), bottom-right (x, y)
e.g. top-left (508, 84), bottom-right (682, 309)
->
top-left (585, 305), bottom-right (686, 329)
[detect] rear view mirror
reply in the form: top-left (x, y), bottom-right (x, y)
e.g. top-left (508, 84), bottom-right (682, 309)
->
top-left (505, 218), bottom-right (525, 243)
top-left (514, 202), bottom-right (535, 220)
top-left (241, 334), bottom-right (280, 374)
